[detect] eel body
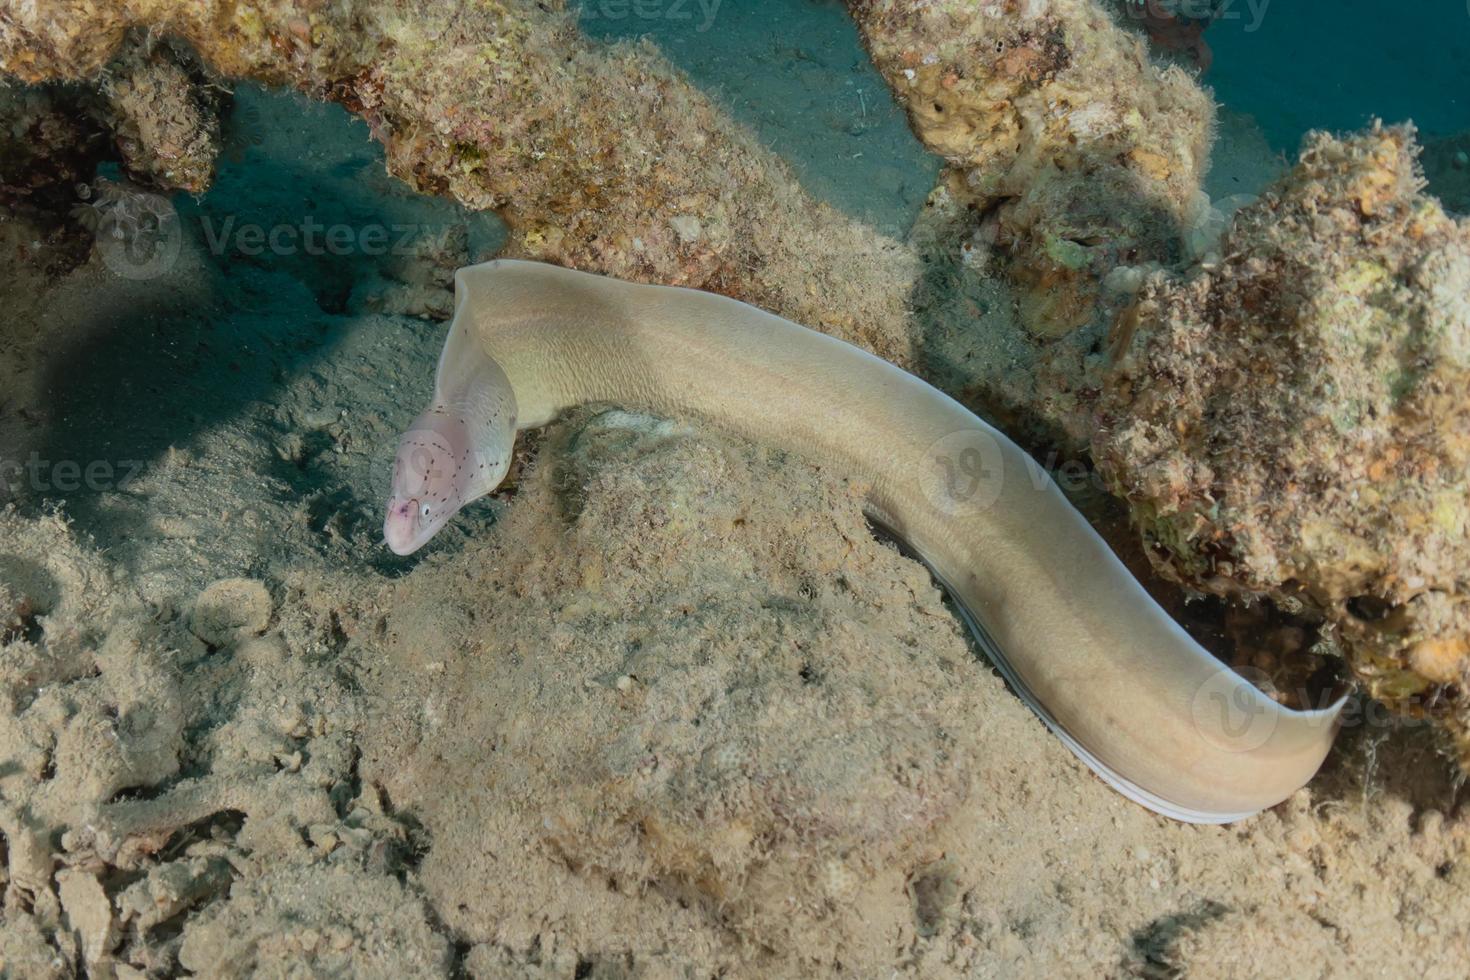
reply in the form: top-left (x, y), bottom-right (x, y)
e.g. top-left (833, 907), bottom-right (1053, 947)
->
top-left (385, 258), bottom-right (1345, 823)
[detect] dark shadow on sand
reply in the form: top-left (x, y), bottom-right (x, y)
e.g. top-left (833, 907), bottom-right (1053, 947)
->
top-left (16, 86), bottom-right (502, 580)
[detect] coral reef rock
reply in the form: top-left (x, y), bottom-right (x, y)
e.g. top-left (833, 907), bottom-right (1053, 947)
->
top-left (0, 83), bottom-right (108, 285)
top-left (0, 0), bottom-right (918, 361)
top-left (98, 39), bottom-right (222, 195)
top-left (850, 0), bottom-right (1214, 443)
top-left (0, 502), bottom-right (438, 976)
top-left (1095, 124), bottom-right (1470, 749)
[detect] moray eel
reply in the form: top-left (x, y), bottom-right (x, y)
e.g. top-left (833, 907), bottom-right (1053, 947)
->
top-left (384, 259), bottom-right (1345, 824)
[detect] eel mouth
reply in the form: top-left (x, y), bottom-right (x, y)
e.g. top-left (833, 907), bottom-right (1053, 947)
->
top-left (384, 496), bottom-right (425, 556)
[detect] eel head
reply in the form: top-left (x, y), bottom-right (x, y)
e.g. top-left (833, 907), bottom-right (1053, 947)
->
top-left (384, 405), bottom-right (509, 555)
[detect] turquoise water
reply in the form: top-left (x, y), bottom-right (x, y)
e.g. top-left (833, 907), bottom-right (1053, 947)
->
top-left (1207, 0), bottom-right (1470, 150)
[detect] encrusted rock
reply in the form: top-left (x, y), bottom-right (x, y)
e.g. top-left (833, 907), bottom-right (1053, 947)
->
top-left (116, 855), bottom-right (235, 932)
top-left (176, 864), bottom-right (451, 977)
top-left (99, 40), bottom-right (222, 194)
top-left (1096, 124), bottom-right (1470, 746)
top-left (849, 0), bottom-right (1214, 431)
top-left (56, 868), bottom-right (117, 968)
top-left (0, 0), bottom-right (919, 362)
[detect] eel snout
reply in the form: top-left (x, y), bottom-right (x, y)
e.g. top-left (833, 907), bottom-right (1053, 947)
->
top-left (384, 409), bottom-right (479, 555)
top-left (383, 496), bottom-right (428, 556)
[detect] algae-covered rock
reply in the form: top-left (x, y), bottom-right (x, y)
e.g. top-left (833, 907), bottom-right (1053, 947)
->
top-left (0, 83), bottom-right (107, 284)
top-left (99, 40), bottom-right (222, 194)
top-left (1, 39), bottom-right (218, 204)
top-left (1095, 125), bottom-right (1470, 747)
top-left (849, 0), bottom-right (1212, 330)
top-left (0, 84), bottom-right (105, 213)
top-left (0, 36), bottom-right (218, 318)
top-left (848, 0), bottom-right (1215, 449)
top-left (0, 0), bottom-right (918, 361)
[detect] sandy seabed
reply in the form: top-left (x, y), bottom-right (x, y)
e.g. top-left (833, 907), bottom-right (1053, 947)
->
top-left (3, 19), bottom-right (1470, 980)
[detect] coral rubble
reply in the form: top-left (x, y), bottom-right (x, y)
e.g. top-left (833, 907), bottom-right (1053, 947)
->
top-left (0, 507), bottom-right (446, 975)
top-left (1095, 125), bottom-right (1470, 745)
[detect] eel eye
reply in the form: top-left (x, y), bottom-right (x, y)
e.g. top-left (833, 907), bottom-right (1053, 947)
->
top-left (420, 504), bottom-right (431, 518)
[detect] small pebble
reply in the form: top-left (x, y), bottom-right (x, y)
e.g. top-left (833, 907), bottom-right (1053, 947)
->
top-left (189, 577), bottom-right (273, 647)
